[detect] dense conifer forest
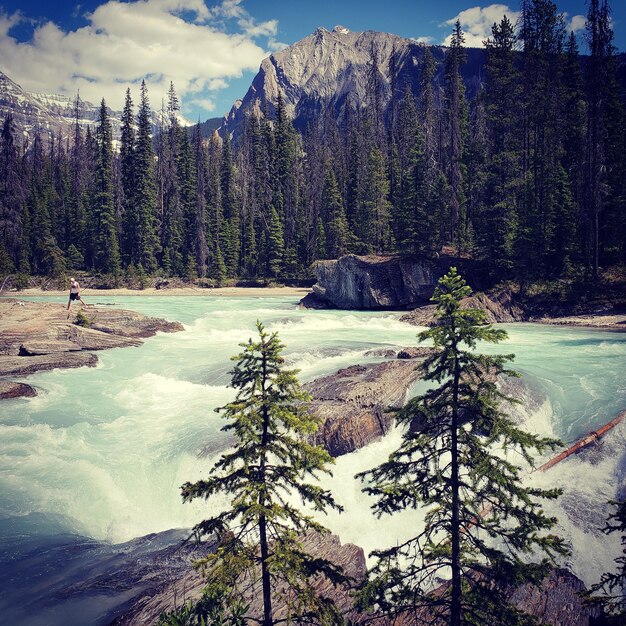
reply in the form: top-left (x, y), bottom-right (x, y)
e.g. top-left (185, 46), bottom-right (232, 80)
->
top-left (0, 0), bottom-right (624, 286)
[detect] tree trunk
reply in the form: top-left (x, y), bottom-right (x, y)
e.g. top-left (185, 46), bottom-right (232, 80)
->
top-left (259, 350), bottom-right (273, 626)
top-left (259, 512), bottom-right (272, 626)
top-left (450, 347), bottom-right (462, 626)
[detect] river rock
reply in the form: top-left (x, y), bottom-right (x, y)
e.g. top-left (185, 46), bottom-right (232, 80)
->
top-left (310, 255), bottom-right (437, 309)
top-left (19, 340), bottom-right (82, 355)
top-left (0, 381), bottom-right (37, 399)
top-left (397, 346), bottom-right (436, 359)
top-left (0, 352), bottom-right (98, 377)
top-left (305, 360), bottom-right (421, 456)
top-left (0, 299), bottom-right (183, 392)
top-left (114, 532), bottom-right (365, 626)
top-left (400, 290), bottom-right (525, 326)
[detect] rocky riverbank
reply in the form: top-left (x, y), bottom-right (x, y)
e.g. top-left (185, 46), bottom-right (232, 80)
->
top-left (301, 254), bottom-right (626, 331)
top-left (0, 299), bottom-right (183, 398)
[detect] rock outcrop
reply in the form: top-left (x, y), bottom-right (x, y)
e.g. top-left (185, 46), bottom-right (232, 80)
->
top-left (307, 255), bottom-right (438, 310)
top-left (114, 532), bottom-right (365, 626)
top-left (304, 359), bottom-right (422, 456)
top-left (0, 381), bottom-right (36, 399)
top-left (400, 289), bottom-right (525, 326)
top-left (223, 27), bottom-right (486, 139)
top-left (0, 299), bottom-right (183, 397)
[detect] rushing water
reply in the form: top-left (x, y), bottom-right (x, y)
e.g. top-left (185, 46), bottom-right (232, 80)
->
top-left (1, 295), bottom-right (625, 624)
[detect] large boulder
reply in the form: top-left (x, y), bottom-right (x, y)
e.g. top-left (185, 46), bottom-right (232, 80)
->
top-left (114, 532), bottom-right (365, 626)
top-left (304, 360), bottom-right (422, 456)
top-left (310, 255), bottom-right (437, 309)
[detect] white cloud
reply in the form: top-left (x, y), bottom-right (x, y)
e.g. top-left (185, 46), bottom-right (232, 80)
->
top-left (0, 0), bottom-right (278, 116)
top-left (267, 37), bottom-right (289, 52)
top-left (441, 4), bottom-right (520, 48)
top-left (567, 14), bottom-right (586, 34)
top-left (414, 36), bottom-right (435, 44)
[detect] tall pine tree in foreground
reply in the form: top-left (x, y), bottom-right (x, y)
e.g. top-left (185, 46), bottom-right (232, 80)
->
top-left (358, 268), bottom-right (567, 626)
top-left (181, 322), bottom-right (347, 626)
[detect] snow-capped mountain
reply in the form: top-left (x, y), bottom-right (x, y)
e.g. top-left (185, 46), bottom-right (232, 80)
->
top-left (0, 70), bottom-right (191, 143)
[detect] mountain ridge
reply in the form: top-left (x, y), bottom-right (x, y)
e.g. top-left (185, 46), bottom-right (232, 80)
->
top-left (222, 25), bottom-right (486, 137)
top-left (0, 69), bottom-right (220, 143)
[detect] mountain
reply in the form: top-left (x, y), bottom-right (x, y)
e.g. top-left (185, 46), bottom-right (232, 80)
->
top-left (0, 70), bottom-right (200, 144)
top-left (0, 70), bottom-right (102, 142)
top-left (223, 25), bottom-right (486, 137)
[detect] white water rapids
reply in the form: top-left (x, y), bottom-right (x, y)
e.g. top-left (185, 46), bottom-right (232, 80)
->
top-left (1, 295), bottom-right (625, 613)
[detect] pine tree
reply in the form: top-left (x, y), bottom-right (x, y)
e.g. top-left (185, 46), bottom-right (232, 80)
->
top-left (206, 132), bottom-right (225, 281)
top-left (192, 123), bottom-right (210, 278)
top-left (588, 499), bottom-right (626, 623)
top-left (322, 168), bottom-right (350, 259)
top-left (120, 88), bottom-right (136, 264)
top-left (181, 322), bottom-right (346, 626)
top-left (0, 115), bottom-right (25, 270)
top-left (362, 147), bottom-right (392, 254)
top-left (358, 268), bottom-right (567, 626)
top-left (519, 0), bottom-right (567, 280)
top-left (394, 87), bottom-right (432, 255)
top-left (92, 99), bottom-right (121, 275)
top-left (221, 135), bottom-right (240, 276)
top-left (161, 82), bottom-right (184, 275)
top-left (556, 31), bottom-right (585, 273)
top-left (68, 94), bottom-right (89, 264)
top-left (267, 205), bottom-right (284, 278)
top-left (478, 16), bottom-right (522, 278)
top-left (444, 21), bottom-right (469, 255)
top-left (133, 80), bottom-right (160, 272)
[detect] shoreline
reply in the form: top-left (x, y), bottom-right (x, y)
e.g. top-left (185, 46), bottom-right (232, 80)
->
top-left (1, 286), bottom-right (311, 298)
top-left (3, 288), bottom-right (625, 332)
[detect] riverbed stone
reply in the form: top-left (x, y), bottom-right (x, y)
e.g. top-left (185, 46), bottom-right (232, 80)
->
top-left (304, 360), bottom-right (421, 456)
top-left (0, 381), bottom-right (37, 399)
top-left (0, 299), bottom-right (183, 391)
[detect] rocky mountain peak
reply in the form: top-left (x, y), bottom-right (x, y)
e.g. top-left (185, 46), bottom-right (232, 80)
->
top-left (222, 26), bottom-right (486, 139)
top-left (224, 27), bottom-right (415, 134)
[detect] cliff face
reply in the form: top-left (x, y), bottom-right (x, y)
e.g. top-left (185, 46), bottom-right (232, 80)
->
top-left (223, 26), bottom-right (486, 137)
top-left (308, 255), bottom-right (438, 310)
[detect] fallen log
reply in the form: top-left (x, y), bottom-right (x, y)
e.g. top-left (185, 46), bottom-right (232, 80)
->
top-left (537, 409), bottom-right (626, 473)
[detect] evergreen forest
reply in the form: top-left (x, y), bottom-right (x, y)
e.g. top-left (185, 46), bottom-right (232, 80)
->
top-left (0, 0), bottom-right (624, 287)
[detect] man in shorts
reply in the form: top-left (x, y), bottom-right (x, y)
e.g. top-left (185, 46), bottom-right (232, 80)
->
top-left (67, 277), bottom-right (87, 315)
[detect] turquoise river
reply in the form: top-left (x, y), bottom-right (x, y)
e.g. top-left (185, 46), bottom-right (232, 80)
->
top-left (1, 295), bottom-right (625, 624)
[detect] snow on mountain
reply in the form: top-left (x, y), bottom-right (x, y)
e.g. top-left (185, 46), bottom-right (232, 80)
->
top-left (0, 70), bottom-right (191, 144)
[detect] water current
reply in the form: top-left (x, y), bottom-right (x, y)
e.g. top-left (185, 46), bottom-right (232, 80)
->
top-left (1, 295), bottom-right (625, 624)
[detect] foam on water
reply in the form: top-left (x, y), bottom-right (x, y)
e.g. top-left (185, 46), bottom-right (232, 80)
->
top-left (2, 296), bottom-right (626, 588)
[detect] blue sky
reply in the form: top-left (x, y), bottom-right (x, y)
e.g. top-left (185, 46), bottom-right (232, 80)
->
top-left (0, 1), bottom-right (624, 121)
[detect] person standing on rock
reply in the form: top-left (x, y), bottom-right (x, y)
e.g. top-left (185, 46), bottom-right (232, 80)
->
top-left (67, 277), bottom-right (87, 315)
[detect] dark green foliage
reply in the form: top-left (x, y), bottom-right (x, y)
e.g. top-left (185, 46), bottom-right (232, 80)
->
top-left (357, 268), bottom-right (568, 626)
top-left (587, 500), bottom-right (626, 622)
top-left (444, 21), bottom-right (469, 255)
top-left (476, 16), bottom-right (522, 278)
top-left (181, 323), bottom-right (348, 626)
top-left (156, 586), bottom-right (249, 626)
top-left (91, 99), bottom-right (121, 275)
top-left (0, 115), bottom-right (25, 269)
top-left (4, 6), bottom-right (626, 285)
